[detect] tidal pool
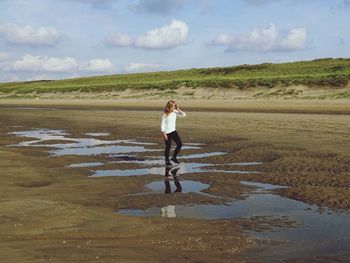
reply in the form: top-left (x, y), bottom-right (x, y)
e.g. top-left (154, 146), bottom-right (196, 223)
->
top-left (8, 129), bottom-right (260, 177)
top-left (146, 180), bottom-right (210, 194)
top-left (8, 129), bottom-right (160, 156)
top-left (91, 162), bottom-right (258, 177)
top-left (118, 181), bottom-right (350, 260)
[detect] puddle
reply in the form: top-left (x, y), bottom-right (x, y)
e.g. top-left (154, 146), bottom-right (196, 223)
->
top-left (67, 162), bottom-right (104, 168)
top-left (90, 162), bottom-right (257, 177)
top-left (118, 181), bottom-right (350, 259)
top-left (8, 129), bottom-right (160, 156)
top-left (118, 181), bottom-right (289, 219)
top-left (84, 132), bottom-right (110, 137)
top-left (10, 129), bottom-right (69, 140)
top-left (121, 179), bottom-right (210, 197)
top-left (8, 129), bottom-right (260, 176)
top-left (50, 145), bottom-right (157, 156)
top-left (144, 166), bottom-right (217, 198)
top-left (110, 151), bottom-right (226, 161)
top-left (146, 180), bottom-right (209, 194)
top-left (111, 154), bottom-right (261, 167)
top-left (145, 166), bottom-right (209, 194)
top-left (240, 181), bottom-right (288, 193)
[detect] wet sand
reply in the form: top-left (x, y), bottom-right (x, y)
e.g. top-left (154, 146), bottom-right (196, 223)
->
top-left (1, 100), bottom-right (350, 262)
top-left (0, 98), bottom-right (350, 114)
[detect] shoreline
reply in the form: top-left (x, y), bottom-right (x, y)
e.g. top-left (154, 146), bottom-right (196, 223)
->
top-left (1, 98), bottom-right (350, 115)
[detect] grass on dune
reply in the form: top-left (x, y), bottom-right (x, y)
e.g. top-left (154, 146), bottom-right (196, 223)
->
top-left (0, 58), bottom-right (349, 95)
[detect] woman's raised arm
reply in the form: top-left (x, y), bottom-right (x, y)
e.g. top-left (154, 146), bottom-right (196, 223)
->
top-left (174, 109), bottom-right (186, 117)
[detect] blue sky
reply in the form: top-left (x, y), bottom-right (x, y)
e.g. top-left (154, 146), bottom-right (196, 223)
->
top-left (0, 0), bottom-right (349, 82)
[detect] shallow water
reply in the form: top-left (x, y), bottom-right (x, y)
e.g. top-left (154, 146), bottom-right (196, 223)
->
top-left (119, 180), bottom-right (350, 259)
top-left (9, 128), bottom-right (260, 176)
top-left (67, 162), bottom-right (104, 168)
top-left (146, 180), bottom-right (210, 194)
top-left (9, 129), bottom-right (201, 157)
top-left (118, 181), bottom-right (301, 219)
top-left (8, 129), bottom-right (160, 156)
top-left (7, 127), bottom-right (350, 261)
top-left (91, 162), bottom-right (257, 177)
top-left (84, 132), bottom-right (110, 137)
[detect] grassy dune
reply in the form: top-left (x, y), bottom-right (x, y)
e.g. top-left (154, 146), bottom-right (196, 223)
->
top-left (0, 58), bottom-right (350, 98)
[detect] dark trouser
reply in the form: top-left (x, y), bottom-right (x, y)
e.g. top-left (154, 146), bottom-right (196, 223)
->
top-left (164, 130), bottom-right (182, 161)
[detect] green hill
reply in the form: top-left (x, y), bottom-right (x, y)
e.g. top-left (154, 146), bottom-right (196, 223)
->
top-left (1, 58), bottom-right (350, 98)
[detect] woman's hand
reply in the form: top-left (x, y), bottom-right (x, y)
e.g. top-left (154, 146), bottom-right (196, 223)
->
top-left (163, 133), bottom-right (168, 140)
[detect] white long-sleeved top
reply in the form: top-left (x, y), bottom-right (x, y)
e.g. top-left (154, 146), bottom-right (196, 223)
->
top-left (161, 109), bottom-right (186, 134)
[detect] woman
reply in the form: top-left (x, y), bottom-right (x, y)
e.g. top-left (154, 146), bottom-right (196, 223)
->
top-left (161, 100), bottom-right (186, 167)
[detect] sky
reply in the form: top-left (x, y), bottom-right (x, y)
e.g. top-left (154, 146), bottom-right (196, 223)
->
top-left (0, 0), bottom-right (349, 82)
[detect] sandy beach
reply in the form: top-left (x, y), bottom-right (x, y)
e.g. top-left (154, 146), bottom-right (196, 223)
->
top-left (0, 98), bottom-right (350, 114)
top-left (1, 99), bottom-right (350, 262)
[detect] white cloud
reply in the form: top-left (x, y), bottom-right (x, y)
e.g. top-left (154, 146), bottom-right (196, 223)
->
top-left (125, 62), bottom-right (163, 73)
top-left (212, 33), bottom-right (232, 45)
top-left (0, 23), bottom-right (61, 46)
top-left (211, 23), bottom-right (308, 52)
top-left (1, 54), bottom-right (115, 78)
top-left (279, 27), bottom-right (307, 50)
top-left (229, 23), bottom-right (278, 51)
top-left (81, 59), bottom-right (115, 72)
top-left (104, 32), bottom-right (133, 47)
top-left (11, 54), bottom-right (78, 72)
top-left (105, 20), bottom-right (189, 50)
top-left (134, 20), bottom-right (189, 49)
top-left (129, 0), bottom-right (185, 15)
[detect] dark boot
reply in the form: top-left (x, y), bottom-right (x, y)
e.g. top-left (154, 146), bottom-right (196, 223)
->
top-left (171, 156), bottom-right (180, 164)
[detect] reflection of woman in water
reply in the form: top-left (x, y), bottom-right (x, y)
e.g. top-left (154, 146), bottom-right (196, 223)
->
top-left (161, 100), bottom-right (186, 167)
top-left (164, 166), bottom-right (182, 194)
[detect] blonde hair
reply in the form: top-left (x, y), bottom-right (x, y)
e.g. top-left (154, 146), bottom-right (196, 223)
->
top-left (163, 100), bottom-right (176, 116)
